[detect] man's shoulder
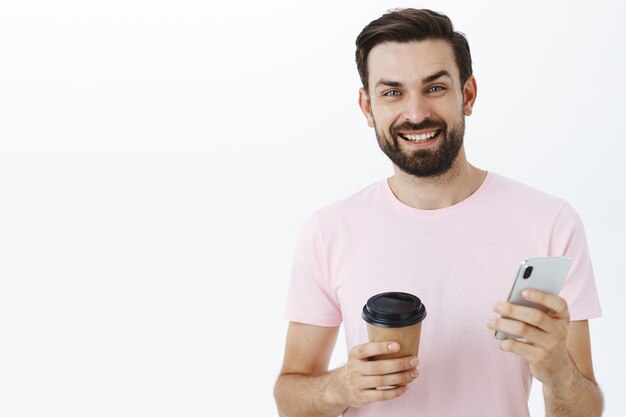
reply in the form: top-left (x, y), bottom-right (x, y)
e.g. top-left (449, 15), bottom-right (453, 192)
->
top-left (303, 180), bottom-right (385, 229)
top-left (488, 172), bottom-right (569, 211)
top-left (317, 179), bottom-right (383, 211)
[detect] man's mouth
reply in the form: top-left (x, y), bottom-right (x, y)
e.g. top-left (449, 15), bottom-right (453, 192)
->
top-left (398, 129), bottom-right (441, 143)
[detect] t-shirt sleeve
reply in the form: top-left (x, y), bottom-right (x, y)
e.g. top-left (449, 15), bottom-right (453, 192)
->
top-left (283, 213), bottom-right (342, 327)
top-left (549, 203), bottom-right (602, 321)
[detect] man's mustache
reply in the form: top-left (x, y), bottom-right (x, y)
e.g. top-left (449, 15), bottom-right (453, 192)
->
top-left (391, 119), bottom-right (447, 136)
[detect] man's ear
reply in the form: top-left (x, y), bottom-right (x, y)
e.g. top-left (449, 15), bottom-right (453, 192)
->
top-left (462, 75), bottom-right (477, 116)
top-left (358, 88), bottom-right (375, 128)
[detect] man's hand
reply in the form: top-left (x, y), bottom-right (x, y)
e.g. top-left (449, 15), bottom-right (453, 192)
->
top-left (487, 289), bottom-right (573, 386)
top-left (333, 341), bottom-right (418, 408)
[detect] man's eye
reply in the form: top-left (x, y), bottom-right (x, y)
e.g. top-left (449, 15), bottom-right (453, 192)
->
top-left (383, 90), bottom-right (401, 97)
top-left (428, 85), bottom-right (445, 93)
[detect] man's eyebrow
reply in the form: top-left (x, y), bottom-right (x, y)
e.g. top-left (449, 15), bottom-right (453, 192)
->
top-left (422, 70), bottom-right (452, 84)
top-left (374, 70), bottom-right (453, 90)
top-left (375, 79), bottom-right (403, 89)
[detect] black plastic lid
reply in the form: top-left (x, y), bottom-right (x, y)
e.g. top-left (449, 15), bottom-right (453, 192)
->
top-left (362, 292), bottom-right (427, 328)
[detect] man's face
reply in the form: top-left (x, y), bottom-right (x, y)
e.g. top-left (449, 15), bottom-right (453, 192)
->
top-left (359, 40), bottom-right (476, 178)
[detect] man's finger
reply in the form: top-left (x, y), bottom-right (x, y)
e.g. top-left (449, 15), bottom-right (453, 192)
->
top-left (359, 369), bottom-right (417, 389)
top-left (360, 385), bottom-right (409, 403)
top-left (350, 341), bottom-right (401, 360)
top-left (489, 317), bottom-right (550, 347)
top-left (523, 289), bottom-right (569, 319)
top-left (361, 356), bottom-right (418, 376)
top-left (494, 302), bottom-right (554, 334)
top-left (498, 337), bottom-right (542, 362)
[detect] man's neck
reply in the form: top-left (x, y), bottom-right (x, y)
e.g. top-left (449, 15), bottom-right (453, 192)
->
top-left (387, 151), bottom-right (487, 210)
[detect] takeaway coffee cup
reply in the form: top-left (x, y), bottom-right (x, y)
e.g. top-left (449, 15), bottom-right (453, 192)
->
top-left (361, 292), bottom-right (427, 361)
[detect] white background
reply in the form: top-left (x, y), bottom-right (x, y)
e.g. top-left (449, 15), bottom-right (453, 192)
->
top-left (1, 0), bottom-right (624, 416)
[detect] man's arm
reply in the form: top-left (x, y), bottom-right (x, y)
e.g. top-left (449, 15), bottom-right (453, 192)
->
top-left (274, 322), bottom-right (346, 417)
top-left (274, 322), bottom-right (418, 417)
top-left (488, 289), bottom-right (603, 417)
top-left (542, 320), bottom-right (603, 417)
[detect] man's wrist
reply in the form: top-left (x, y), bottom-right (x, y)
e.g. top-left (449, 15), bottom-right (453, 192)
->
top-left (544, 358), bottom-right (575, 390)
top-left (541, 355), bottom-right (603, 417)
top-left (542, 354), bottom-right (584, 394)
top-left (322, 367), bottom-right (349, 411)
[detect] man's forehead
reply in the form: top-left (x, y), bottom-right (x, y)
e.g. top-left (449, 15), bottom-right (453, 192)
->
top-left (367, 39), bottom-right (459, 84)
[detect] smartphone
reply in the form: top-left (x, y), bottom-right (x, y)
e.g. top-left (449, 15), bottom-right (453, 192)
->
top-left (494, 257), bottom-right (571, 340)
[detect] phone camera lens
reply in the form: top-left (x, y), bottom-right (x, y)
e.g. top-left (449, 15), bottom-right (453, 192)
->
top-left (523, 266), bottom-right (533, 279)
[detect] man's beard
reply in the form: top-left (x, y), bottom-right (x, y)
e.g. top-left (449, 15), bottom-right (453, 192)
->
top-left (374, 115), bottom-right (465, 178)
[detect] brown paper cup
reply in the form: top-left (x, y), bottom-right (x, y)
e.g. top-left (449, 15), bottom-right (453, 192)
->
top-left (366, 321), bottom-right (423, 361)
top-left (361, 292), bottom-right (427, 361)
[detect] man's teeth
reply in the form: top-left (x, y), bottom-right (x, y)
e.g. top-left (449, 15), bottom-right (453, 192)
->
top-left (403, 131), bottom-right (438, 142)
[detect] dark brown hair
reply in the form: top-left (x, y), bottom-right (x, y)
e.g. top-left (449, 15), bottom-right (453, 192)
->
top-left (356, 8), bottom-right (472, 93)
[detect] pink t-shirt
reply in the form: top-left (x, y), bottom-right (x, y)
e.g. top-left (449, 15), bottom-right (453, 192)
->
top-left (284, 172), bottom-right (601, 417)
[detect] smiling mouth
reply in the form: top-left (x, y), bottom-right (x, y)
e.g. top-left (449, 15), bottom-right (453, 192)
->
top-left (398, 129), bottom-right (441, 143)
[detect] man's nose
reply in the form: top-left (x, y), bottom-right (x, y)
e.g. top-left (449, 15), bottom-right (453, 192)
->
top-left (402, 93), bottom-right (431, 123)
